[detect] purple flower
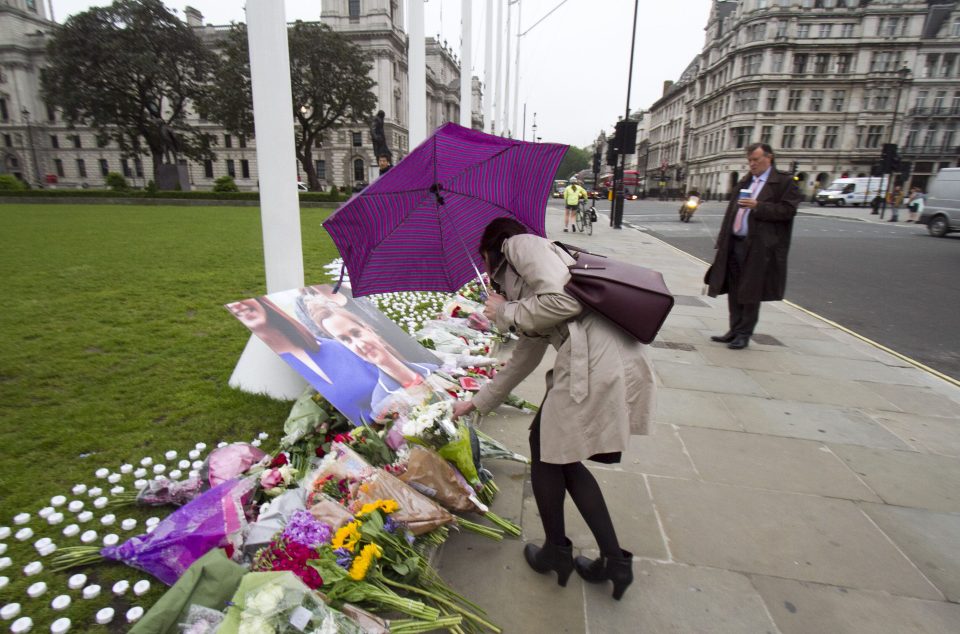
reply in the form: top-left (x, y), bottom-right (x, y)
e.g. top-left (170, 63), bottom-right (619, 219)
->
top-left (334, 547), bottom-right (353, 569)
top-left (282, 510), bottom-right (333, 548)
top-left (383, 517), bottom-right (399, 534)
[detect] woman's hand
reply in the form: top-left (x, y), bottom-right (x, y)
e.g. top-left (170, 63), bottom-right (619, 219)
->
top-left (451, 400), bottom-right (477, 420)
top-left (483, 292), bottom-right (507, 322)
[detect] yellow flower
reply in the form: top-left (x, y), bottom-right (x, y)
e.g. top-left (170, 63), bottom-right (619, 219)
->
top-left (356, 498), bottom-right (400, 518)
top-left (331, 521), bottom-right (362, 552)
top-left (347, 543), bottom-right (383, 581)
top-left (378, 499), bottom-right (399, 514)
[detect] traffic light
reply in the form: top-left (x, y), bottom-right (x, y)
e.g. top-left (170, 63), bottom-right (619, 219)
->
top-left (592, 151), bottom-right (601, 174)
top-left (605, 139), bottom-right (618, 166)
top-left (881, 143), bottom-right (898, 173)
top-left (614, 120), bottom-right (638, 155)
top-left (900, 161), bottom-right (911, 179)
top-left (789, 161), bottom-right (798, 175)
top-left (870, 162), bottom-right (884, 177)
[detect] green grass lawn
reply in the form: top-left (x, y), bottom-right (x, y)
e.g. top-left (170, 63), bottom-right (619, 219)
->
top-left (0, 203), bottom-right (341, 627)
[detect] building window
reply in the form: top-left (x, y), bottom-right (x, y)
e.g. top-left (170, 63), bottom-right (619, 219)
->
top-left (943, 124), bottom-right (956, 151)
top-left (134, 158), bottom-right (143, 178)
top-left (72, 135), bottom-right (81, 149)
top-left (760, 125), bottom-right (773, 145)
top-left (871, 51), bottom-right (902, 73)
top-left (121, 158), bottom-right (131, 177)
top-left (933, 91), bottom-right (947, 112)
top-left (349, 0), bottom-right (361, 20)
top-left (223, 134), bottom-right (232, 148)
top-left (353, 158), bottom-right (365, 182)
top-left (814, 54), bottom-right (829, 74)
top-left (776, 20), bottom-right (787, 38)
top-left (352, 131), bottom-right (362, 147)
top-left (772, 52), bottom-right (785, 73)
top-left (735, 89), bottom-right (759, 112)
top-left (315, 159), bottom-right (326, 180)
top-left (203, 160), bottom-right (214, 178)
top-left (840, 23), bottom-right (854, 38)
top-left (819, 24), bottom-right (832, 39)
top-left (781, 126), bottom-right (796, 149)
top-left (239, 135), bottom-right (246, 148)
top-left (0, 98), bottom-right (7, 121)
top-left (50, 135), bottom-right (59, 148)
top-left (924, 124), bottom-right (938, 148)
top-left (731, 126), bottom-right (754, 149)
top-left (226, 159), bottom-right (236, 177)
top-left (905, 126), bottom-right (919, 148)
top-left (865, 125), bottom-right (884, 148)
top-left (743, 53), bottom-right (762, 75)
top-left (915, 90), bottom-right (928, 109)
top-left (797, 24), bottom-right (810, 39)
top-left (802, 126), bottom-right (818, 149)
top-left (76, 159), bottom-right (87, 178)
top-left (823, 126), bottom-right (839, 149)
top-left (54, 158), bottom-right (64, 177)
top-left (809, 90), bottom-right (824, 112)
top-left (98, 159), bottom-right (108, 176)
top-left (45, 103), bottom-right (55, 122)
top-left (952, 91), bottom-right (960, 111)
top-left (952, 17), bottom-right (960, 37)
top-left (831, 90), bottom-right (845, 112)
top-left (835, 53), bottom-right (852, 74)
top-left (26, 0), bottom-right (37, 11)
top-left (941, 54), bottom-right (957, 78)
top-left (2, 134), bottom-right (10, 147)
top-left (792, 53), bottom-right (808, 74)
top-left (787, 89), bottom-right (803, 111)
top-left (241, 159), bottom-right (250, 179)
top-left (872, 88), bottom-right (891, 111)
top-left (765, 90), bottom-right (778, 111)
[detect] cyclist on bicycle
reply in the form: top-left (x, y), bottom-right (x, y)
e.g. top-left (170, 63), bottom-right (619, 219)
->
top-left (563, 178), bottom-right (588, 232)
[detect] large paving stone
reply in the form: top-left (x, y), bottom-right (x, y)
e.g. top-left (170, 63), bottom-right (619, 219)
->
top-left (867, 410), bottom-right (960, 457)
top-left (775, 354), bottom-right (932, 386)
top-left (677, 427), bottom-right (882, 501)
top-left (664, 313), bottom-right (710, 330)
top-left (619, 422), bottom-right (699, 479)
top-left (745, 372), bottom-right (896, 409)
top-left (649, 344), bottom-right (706, 366)
top-left (434, 531), bottom-right (586, 633)
top-left (655, 387), bottom-right (742, 431)
top-left (829, 444), bottom-right (960, 513)
top-left (522, 467), bottom-right (668, 561)
top-left (584, 560), bottom-right (777, 633)
top-left (656, 361), bottom-right (769, 397)
top-left (775, 336), bottom-right (877, 360)
top-left (857, 382), bottom-right (960, 418)
top-left (860, 503), bottom-right (960, 603)
top-left (752, 575), bottom-right (960, 634)
top-left (760, 323), bottom-right (835, 340)
top-left (648, 477), bottom-right (941, 599)
top-left (719, 394), bottom-right (910, 449)
top-left (697, 344), bottom-right (792, 372)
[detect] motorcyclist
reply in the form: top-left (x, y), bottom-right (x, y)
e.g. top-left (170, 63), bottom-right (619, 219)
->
top-left (563, 178), bottom-right (588, 232)
top-left (680, 189), bottom-right (701, 221)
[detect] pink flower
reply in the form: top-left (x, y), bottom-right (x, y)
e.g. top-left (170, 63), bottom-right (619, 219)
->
top-left (259, 468), bottom-right (283, 489)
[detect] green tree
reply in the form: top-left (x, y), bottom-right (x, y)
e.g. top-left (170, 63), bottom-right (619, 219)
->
top-left (212, 175), bottom-right (239, 192)
top-left (0, 175), bottom-right (27, 191)
top-left (204, 22), bottom-right (377, 191)
top-left (105, 172), bottom-right (129, 191)
top-left (556, 146), bottom-right (591, 180)
top-left (41, 0), bottom-right (215, 181)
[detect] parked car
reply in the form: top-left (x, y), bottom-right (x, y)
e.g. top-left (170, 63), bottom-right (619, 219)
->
top-left (917, 168), bottom-right (960, 237)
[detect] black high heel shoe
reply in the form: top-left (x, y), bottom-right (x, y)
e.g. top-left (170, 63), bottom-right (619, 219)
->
top-left (574, 549), bottom-right (634, 600)
top-left (523, 538), bottom-right (574, 587)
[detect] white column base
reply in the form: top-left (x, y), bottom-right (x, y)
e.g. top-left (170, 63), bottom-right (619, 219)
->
top-left (228, 335), bottom-right (307, 401)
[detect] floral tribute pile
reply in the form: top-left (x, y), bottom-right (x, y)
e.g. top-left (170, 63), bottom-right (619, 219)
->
top-left (16, 276), bottom-right (535, 633)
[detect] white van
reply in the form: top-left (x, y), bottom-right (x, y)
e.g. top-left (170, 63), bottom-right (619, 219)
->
top-left (918, 168), bottom-right (960, 237)
top-left (814, 176), bottom-right (888, 207)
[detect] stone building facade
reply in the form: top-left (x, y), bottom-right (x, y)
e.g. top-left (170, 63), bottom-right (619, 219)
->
top-left (641, 0), bottom-right (960, 199)
top-left (0, 0), bottom-right (483, 191)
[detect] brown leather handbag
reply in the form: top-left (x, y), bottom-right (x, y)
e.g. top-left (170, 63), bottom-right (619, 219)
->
top-left (556, 242), bottom-right (674, 344)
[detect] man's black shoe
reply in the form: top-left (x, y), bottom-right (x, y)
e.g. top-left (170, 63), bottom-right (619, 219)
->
top-left (710, 332), bottom-right (736, 343)
top-left (727, 335), bottom-right (750, 350)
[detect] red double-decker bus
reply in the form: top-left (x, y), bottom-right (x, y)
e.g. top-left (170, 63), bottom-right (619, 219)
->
top-left (599, 170), bottom-right (642, 198)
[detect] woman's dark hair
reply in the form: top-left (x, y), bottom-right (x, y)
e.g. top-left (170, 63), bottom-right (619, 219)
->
top-left (479, 217), bottom-right (529, 263)
top-left (258, 297), bottom-right (320, 353)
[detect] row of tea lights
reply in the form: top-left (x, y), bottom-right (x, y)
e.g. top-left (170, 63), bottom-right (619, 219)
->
top-left (2, 573), bottom-right (151, 630)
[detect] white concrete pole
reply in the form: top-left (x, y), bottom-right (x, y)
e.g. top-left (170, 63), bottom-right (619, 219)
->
top-left (483, 0), bottom-right (493, 132)
top-left (502, 2), bottom-right (512, 136)
top-left (511, 1), bottom-right (521, 141)
top-left (408, 0), bottom-right (427, 146)
top-left (493, 0), bottom-right (503, 134)
top-left (460, 0), bottom-right (473, 128)
top-left (229, 0), bottom-right (308, 400)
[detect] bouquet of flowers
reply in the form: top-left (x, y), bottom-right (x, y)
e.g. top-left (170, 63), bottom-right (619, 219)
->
top-left (401, 401), bottom-right (481, 489)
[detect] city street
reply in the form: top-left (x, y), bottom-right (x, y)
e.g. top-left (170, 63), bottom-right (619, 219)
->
top-left (546, 197), bottom-right (960, 381)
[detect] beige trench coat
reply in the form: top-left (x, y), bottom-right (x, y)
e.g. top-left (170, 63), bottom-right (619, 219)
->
top-left (471, 235), bottom-right (656, 464)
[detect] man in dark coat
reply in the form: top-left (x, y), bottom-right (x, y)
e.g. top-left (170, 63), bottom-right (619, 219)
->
top-left (705, 143), bottom-right (801, 350)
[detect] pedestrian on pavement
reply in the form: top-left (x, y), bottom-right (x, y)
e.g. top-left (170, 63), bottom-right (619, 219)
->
top-left (906, 186), bottom-right (924, 223)
top-left (562, 178), bottom-right (587, 232)
top-left (452, 217), bottom-right (656, 600)
top-left (871, 194), bottom-right (883, 216)
top-left (886, 185), bottom-right (904, 222)
top-left (705, 143), bottom-right (801, 350)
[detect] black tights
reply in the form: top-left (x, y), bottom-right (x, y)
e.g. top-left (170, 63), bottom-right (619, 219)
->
top-left (529, 411), bottom-right (621, 556)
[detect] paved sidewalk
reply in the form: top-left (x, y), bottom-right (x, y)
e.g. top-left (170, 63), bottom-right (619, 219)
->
top-left (797, 200), bottom-right (919, 225)
top-left (434, 210), bottom-right (960, 633)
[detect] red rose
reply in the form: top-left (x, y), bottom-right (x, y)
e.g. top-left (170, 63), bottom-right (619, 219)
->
top-left (269, 453), bottom-right (288, 468)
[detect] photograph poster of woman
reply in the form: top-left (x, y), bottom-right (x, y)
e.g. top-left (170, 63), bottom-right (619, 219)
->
top-left (226, 285), bottom-right (451, 425)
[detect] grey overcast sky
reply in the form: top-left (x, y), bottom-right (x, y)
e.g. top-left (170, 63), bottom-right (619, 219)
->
top-left (49, 0), bottom-right (709, 149)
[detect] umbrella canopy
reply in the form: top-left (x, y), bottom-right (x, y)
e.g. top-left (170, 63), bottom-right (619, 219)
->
top-left (323, 123), bottom-right (567, 296)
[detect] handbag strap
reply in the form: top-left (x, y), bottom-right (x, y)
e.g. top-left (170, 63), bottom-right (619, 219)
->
top-left (552, 240), bottom-right (605, 259)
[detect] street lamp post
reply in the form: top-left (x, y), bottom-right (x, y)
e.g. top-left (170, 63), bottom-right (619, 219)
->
top-left (21, 108), bottom-right (41, 187)
top-left (881, 66), bottom-right (912, 215)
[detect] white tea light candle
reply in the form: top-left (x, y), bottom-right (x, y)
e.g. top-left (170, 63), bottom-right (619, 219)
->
top-left (140, 457), bottom-right (153, 467)
top-left (133, 580), bottom-right (150, 596)
top-left (95, 608), bottom-right (115, 625)
top-left (107, 473), bottom-right (121, 484)
top-left (38, 507), bottom-right (54, 519)
top-left (119, 464), bottom-right (133, 474)
top-left (9, 616), bottom-right (31, 633)
top-left (87, 488), bottom-right (102, 498)
top-left (26, 581), bottom-right (46, 598)
top-left (102, 534), bottom-right (118, 547)
top-left (112, 580), bottom-right (129, 595)
top-left (50, 617), bottom-right (70, 634)
top-left (50, 595), bottom-right (71, 610)
top-left (62, 524), bottom-right (79, 538)
top-left (81, 584), bottom-right (100, 599)
top-left (164, 450), bottom-right (177, 461)
top-left (67, 501), bottom-right (83, 513)
top-left (100, 514), bottom-right (115, 526)
top-left (133, 468), bottom-right (147, 479)
top-left (76, 511), bottom-right (92, 523)
top-left (23, 562), bottom-right (42, 576)
top-left (47, 513), bottom-right (64, 526)
top-left (126, 607), bottom-right (144, 623)
top-left (13, 513), bottom-right (30, 525)
top-left (93, 497), bottom-right (108, 509)
top-left (67, 574), bottom-right (86, 589)
top-left (15, 528), bottom-right (33, 541)
top-left (95, 468), bottom-right (109, 479)
top-left (79, 530), bottom-right (97, 544)
top-left (0, 602), bottom-right (21, 619)
top-left (120, 519), bottom-right (136, 531)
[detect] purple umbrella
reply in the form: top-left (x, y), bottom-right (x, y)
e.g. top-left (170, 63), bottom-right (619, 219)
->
top-left (323, 123), bottom-right (568, 296)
